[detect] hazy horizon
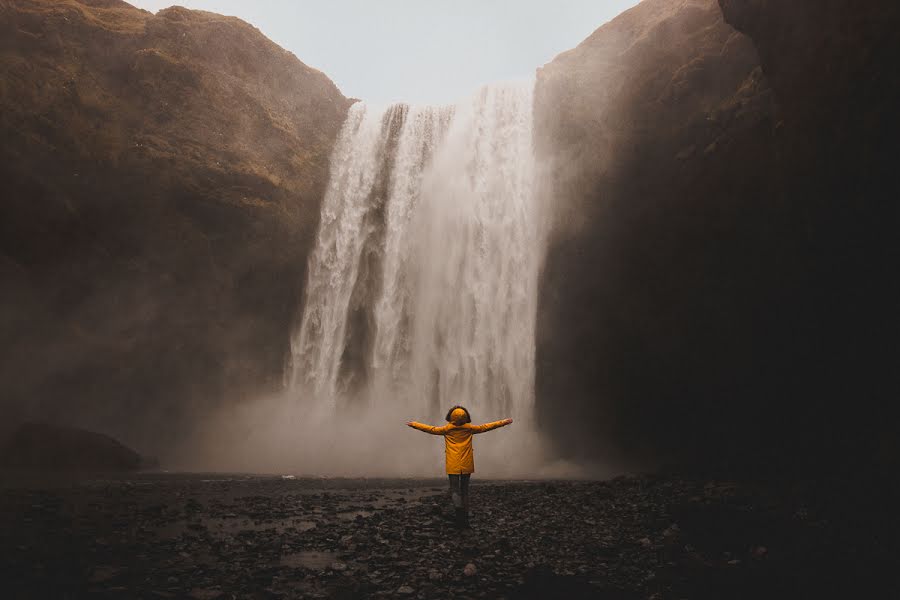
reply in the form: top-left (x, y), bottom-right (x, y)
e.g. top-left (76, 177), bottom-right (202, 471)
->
top-left (127, 0), bottom-right (641, 104)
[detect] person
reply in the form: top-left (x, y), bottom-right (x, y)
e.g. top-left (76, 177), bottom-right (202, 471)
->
top-left (406, 406), bottom-right (513, 528)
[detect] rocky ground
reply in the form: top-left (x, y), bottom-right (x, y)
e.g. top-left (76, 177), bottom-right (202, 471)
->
top-left (0, 474), bottom-right (894, 599)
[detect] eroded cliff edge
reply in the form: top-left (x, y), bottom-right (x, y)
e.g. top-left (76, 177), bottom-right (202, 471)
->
top-left (0, 0), bottom-right (352, 456)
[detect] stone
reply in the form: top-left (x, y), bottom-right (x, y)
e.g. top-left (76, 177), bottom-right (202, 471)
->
top-left (188, 590), bottom-right (224, 600)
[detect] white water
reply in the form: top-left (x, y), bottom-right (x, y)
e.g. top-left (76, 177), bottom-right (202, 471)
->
top-left (280, 81), bottom-right (549, 476)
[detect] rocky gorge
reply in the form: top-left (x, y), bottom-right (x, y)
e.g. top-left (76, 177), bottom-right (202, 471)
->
top-left (4, 0), bottom-right (897, 476)
top-left (2, 0), bottom-right (899, 597)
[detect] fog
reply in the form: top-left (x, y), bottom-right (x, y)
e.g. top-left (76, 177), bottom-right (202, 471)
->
top-left (177, 389), bottom-right (603, 478)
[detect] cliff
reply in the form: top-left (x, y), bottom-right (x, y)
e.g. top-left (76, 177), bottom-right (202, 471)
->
top-left (0, 0), bottom-right (351, 457)
top-left (534, 0), bottom-right (900, 473)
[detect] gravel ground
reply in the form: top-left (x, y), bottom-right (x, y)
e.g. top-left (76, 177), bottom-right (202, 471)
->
top-left (0, 473), bottom-right (895, 599)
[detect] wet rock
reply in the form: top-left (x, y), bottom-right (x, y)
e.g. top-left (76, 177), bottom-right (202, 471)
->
top-left (2, 475), bottom-right (892, 599)
top-left (188, 589), bottom-right (223, 600)
top-left (88, 566), bottom-right (121, 583)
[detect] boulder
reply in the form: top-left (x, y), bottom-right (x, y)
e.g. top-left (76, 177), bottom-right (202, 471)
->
top-left (0, 422), bottom-right (153, 470)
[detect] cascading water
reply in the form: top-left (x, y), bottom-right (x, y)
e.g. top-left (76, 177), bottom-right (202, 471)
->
top-left (286, 80), bottom-right (546, 475)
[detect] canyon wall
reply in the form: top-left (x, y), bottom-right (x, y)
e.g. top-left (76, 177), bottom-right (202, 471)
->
top-left (0, 0), bottom-right (351, 456)
top-left (535, 0), bottom-right (900, 473)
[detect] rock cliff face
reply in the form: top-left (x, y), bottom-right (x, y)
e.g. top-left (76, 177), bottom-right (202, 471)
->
top-left (535, 0), bottom-right (900, 473)
top-left (719, 0), bottom-right (900, 144)
top-left (712, 0), bottom-right (900, 472)
top-left (0, 0), bottom-right (351, 457)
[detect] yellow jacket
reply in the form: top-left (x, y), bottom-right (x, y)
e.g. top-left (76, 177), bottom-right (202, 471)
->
top-left (408, 419), bottom-right (510, 474)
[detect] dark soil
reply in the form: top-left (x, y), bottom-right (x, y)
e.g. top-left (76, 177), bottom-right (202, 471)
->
top-left (0, 473), bottom-right (895, 599)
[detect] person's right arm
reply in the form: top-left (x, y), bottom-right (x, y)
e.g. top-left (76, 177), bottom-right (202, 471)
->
top-left (470, 418), bottom-right (513, 434)
top-left (406, 422), bottom-right (451, 435)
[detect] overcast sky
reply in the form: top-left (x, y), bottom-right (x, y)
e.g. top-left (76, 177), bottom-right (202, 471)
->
top-left (128, 0), bottom-right (640, 105)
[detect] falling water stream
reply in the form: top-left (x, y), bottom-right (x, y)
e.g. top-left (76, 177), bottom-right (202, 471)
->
top-left (283, 81), bottom-right (545, 475)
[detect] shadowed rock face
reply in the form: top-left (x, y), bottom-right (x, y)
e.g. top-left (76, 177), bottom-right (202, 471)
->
top-left (711, 0), bottom-right (900, 473)
top-left (719, 0), bottom-right (900, 132)
top-left (0, 0), bottom-right (352, 458)
top-left (535, 0), bottom-right (900, 474)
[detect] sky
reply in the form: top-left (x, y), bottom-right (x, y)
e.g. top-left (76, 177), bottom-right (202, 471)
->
top-left (127, 0), bottom-right (641, 105)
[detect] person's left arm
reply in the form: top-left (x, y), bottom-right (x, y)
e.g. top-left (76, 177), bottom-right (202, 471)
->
top-left (469, 418), bottom-right (513, 434)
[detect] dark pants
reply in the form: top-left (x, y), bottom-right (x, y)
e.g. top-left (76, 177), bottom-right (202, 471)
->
top-left (448, 474), bottom-right (471, 510)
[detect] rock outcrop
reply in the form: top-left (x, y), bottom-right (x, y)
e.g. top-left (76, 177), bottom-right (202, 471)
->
top-left (534, 0), bottom-right (900, 473)
top-left (0, 422), bottom-right (153, 470)
top-left (0, 0), bottom-right (351, 457)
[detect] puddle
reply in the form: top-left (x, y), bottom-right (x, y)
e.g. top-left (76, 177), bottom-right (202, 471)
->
top-left (280, 551), bottom-right (337, 570)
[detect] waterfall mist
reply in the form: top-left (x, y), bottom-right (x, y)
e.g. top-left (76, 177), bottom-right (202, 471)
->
top-left (187, 80), bottom-right (581, 477)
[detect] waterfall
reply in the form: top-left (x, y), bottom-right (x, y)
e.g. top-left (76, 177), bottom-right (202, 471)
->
top-left (288, 81), bottom-right (542, 451)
